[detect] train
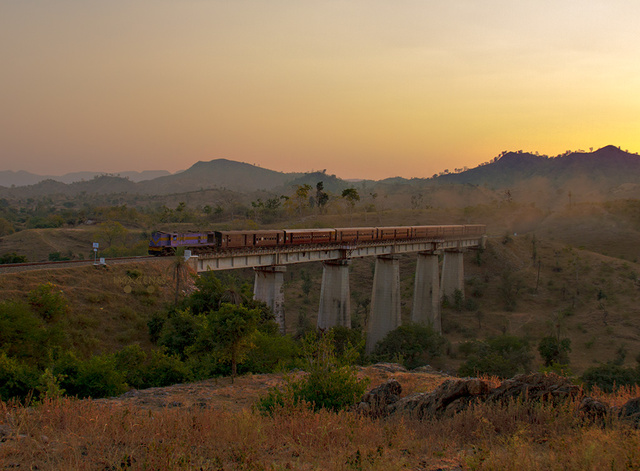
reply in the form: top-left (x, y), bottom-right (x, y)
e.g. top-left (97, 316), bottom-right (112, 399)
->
top-left (148, 224), bottom-right (486, 256)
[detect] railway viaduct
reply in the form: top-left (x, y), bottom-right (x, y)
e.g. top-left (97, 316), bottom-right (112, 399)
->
top-left (187, 234), bottom-right (486, 353)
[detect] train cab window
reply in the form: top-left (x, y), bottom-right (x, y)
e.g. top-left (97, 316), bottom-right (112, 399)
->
top-left (172, 235), bottom-right (177, 241)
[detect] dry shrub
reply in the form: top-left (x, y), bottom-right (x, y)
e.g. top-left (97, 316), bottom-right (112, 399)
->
top-left (407, 394), bottom-right (640, 471)
top-left (589, 383), bottom-right (640, 407)
top-left (1, 397), bottom-right (418, 470)
top-left (2, 385), bottom-right (640, 471)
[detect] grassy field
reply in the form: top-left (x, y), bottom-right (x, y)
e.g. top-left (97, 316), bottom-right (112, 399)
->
top-left (2, 368), bottom-right (639, 470)
top-left (0, 260), bottom-right (182, 356)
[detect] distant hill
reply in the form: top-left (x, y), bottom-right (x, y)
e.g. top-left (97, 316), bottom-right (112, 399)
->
top-left (0, 176), bottom-right (139, 198)
top-left (0, 159), bottom-right (309, 198)
top-left (435, 146), bottom-right (640, 190)
top-left (136, 159), bottom-right (303, 194)
top-left (59, 170), bottom-right (172, 184)
top-left (0, 170), bottom-right (47, 187)
top-left (0, 169), bottom-right (171, 187)
top-left (2, 147), bottom-right (639, 205)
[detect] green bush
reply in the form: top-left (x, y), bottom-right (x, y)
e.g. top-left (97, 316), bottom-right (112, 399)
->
top-left (48, 252), bottom-right (71, 261)
top-left (55, 352), bottom-right (127, 399)
top-left (36, 368), bottom-right (66, 399)
top-left (371, 323), bottom-right (446, 369)
top-left (114, 344), bottom-right (193, 389)
top-left (114, 344), bottom-right (149, 389)
top-left (0, 252), bottom-right (27, 264)
top-left (147, 312), bottom-right (166, 344)
top-left (158, 309), bottom-right (203, 358)
top-left (458, 335), bottom-right (533, 378)
top-left (0, 353), bottom-right (39, 401)
top-left (330, 325), bottom-right (366, 361)
top-left (145, 349), bottom-right (193, 387)
top-left (538, 336), bottom-right (571, 367)
top-left (581, 363), bottom-right (639, 393)
top-left (256, 332), bottom-right (369, 414)
top-left (0, 300), bottom-right (55, 367)
top-left (28, 283), bottom-right (68, 323)
top-left (75, 355), bottom-right (128, 398)
top-left (241, 331), bottom-right (299, 374)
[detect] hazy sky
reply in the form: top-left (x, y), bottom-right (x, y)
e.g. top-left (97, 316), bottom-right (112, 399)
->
top-left (2, 1), bottom-right (640, 179)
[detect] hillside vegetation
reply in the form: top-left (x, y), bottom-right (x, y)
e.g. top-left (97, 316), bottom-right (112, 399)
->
top-left (2, 147), bottom-right (640, 468)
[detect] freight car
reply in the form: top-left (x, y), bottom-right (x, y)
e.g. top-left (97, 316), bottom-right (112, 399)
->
top-left (148, 225), bottom-right (486, 255)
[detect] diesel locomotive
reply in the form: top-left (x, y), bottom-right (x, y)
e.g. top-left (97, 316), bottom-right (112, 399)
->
top-left (148, 224), bottom-right (486, 256)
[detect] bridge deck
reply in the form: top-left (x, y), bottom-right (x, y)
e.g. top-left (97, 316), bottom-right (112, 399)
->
top-left (190, 236), bottom-right (484, 272)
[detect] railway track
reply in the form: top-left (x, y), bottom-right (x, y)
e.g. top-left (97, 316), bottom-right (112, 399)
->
top-left (0, 255), bottom-right (162, 274)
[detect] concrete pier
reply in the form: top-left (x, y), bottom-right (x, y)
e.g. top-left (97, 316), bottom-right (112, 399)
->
top-left (411, 252), bottom-right (441, 333)
top-left (317, 260), bottom-right (351, 329)
top-left (367, 255), bottom-right (401, 353)
top-left (441, 250), bottom-right (464, 301)
top-left (253, 265), bottom-right (286, 334)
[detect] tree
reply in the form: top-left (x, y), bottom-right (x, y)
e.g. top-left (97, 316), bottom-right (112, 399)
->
top-left (207, 303), bottom-right (260, 382)
top-left (168, 248), bottom-right (192, 306)
top-left (538, 336), bottom-right (571, 367)
top-left (293, 184), bottom-right (313, 216)
top-left (458, 335), bottom-right (532, 378)
top-left (341, 188), bottom-right (360, 223)
top-left (316, 182), bottom-right (329, 213)
top-left (96, 221), bottom-right (128, 248)
top-left (371, 323), bottom-right (446, 369)
top-left (186, 272), bottom-right (225, 315)
top-left (0, 217), bottom-right (14, 236)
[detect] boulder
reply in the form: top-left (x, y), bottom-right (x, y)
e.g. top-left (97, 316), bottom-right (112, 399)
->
top-left (362, 373), bottom-right (582, 420)
top-left (488, 373), bottom-right (581, 403)
top-left (357, 379), bottom-right (402, 417)
top-left (577, 396), bottom-right (609, 422)
top-left (617, 397), bottom-right (640, 428)
top-left (388, 378), bottom-right (492, 419)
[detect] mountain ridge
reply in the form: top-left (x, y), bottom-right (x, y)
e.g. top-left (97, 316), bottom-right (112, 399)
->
top-left (1, 146), bottom-right (638, 199)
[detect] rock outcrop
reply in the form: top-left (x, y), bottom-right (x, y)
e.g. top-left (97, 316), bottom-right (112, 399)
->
top-left (357, 379), bottom-right (402, 417)
top-left (617, 397), bottom-right (640, 427)
top-left (358, 373), bottom-right (583, 419)
top-left (487, 372), bottom-right (580, 403)
top-left (358, 372), bottom-right (640, 428)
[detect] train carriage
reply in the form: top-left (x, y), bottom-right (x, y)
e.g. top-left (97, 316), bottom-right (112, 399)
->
top-left (217, 230), bottom-right (284, 249)
top-left (412, 225), bottom-right (447, 239)
top-left (283, 229), bottom-right (336, 245)
top-left (334, 227), bottom-right (377, 243)
top-left (441, 225), bottom-right (465, 238)
top-left (252, 230), bottom-right (285, 247)
top-left (377, 226), bottom-right (412, 240)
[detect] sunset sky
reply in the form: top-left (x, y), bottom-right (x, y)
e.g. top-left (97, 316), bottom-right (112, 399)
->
top-left (2, 1), bottom-right (640, 180)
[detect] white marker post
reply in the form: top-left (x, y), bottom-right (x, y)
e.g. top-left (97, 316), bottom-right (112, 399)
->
top-left (92, 242), bottom-right (99, 265)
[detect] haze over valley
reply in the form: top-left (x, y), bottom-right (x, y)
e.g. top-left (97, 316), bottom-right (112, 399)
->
top-left (3, 1), bottom-right (640, 468)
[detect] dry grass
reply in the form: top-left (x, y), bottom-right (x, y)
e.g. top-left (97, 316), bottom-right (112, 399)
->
top-left (0, 260), bottom-right (181, 356)
top-left (2, 376), bottom-right (639, 471)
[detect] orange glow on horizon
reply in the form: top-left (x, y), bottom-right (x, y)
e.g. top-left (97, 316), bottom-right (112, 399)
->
top-left (1, 1), bottom-right (640, 180)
